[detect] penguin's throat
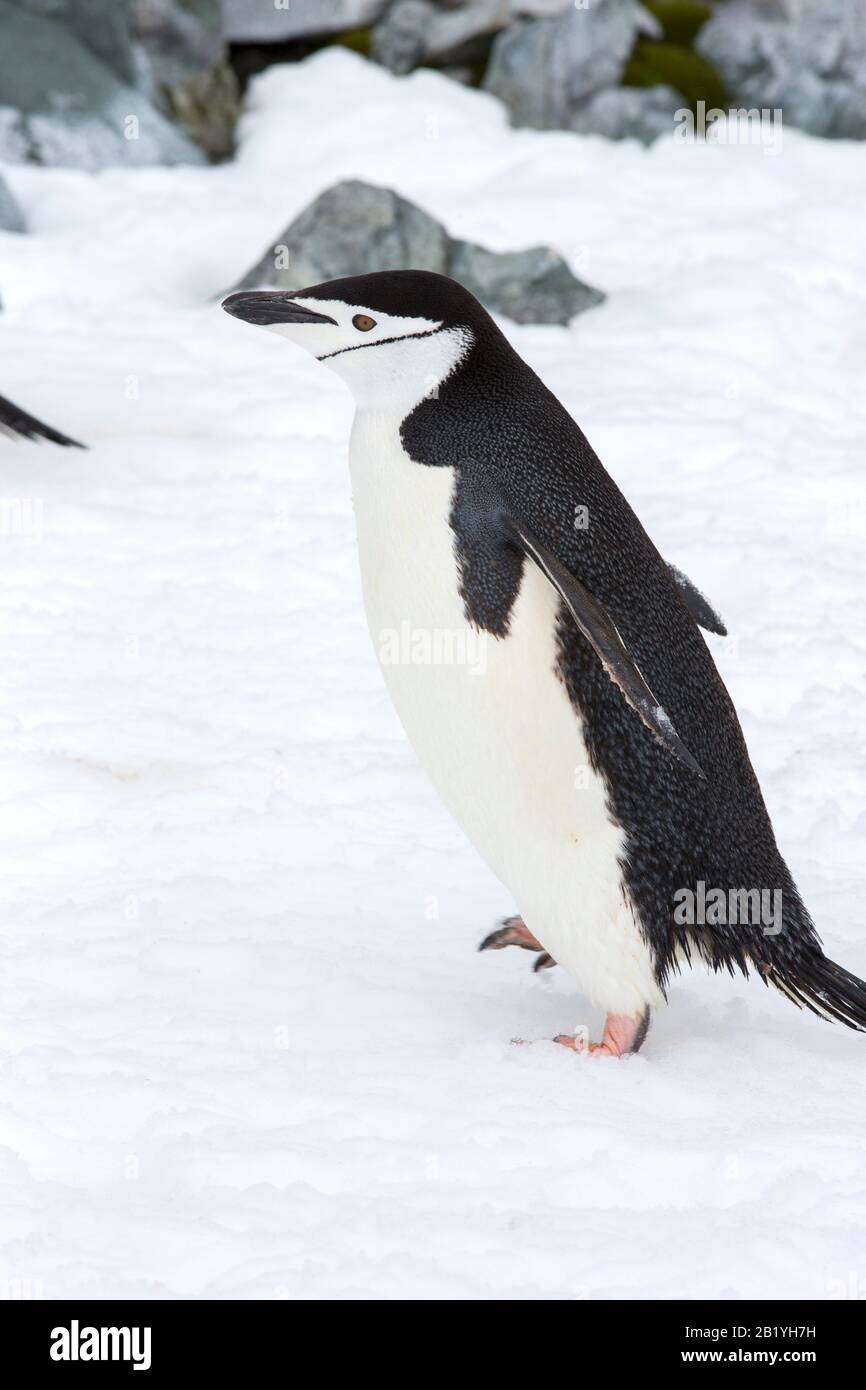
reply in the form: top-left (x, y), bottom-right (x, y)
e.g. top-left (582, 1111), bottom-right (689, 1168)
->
top-left (327, 326), bottom-right (473, 414)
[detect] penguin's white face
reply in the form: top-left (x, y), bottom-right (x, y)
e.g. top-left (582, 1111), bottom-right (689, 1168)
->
top-left (222, 282), bottom-right (473, 412)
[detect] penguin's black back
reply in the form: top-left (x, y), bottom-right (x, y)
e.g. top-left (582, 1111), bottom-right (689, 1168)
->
top-left (397, 296), bottom-right (848, 1012)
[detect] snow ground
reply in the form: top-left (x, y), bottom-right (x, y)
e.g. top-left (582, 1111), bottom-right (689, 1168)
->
top-left (0, 50), bottom-right (865, 1301)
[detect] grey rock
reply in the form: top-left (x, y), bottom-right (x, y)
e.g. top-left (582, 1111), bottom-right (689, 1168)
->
top-left (697, 0), bottom-right (866, 140)
top-left (157, 61), bottom-right (239, 160)
top-left (512, 1), bottom-right (574, 15)
top-left (483, 0), bottom-right (643, 131)
top-left (222, 0), bottom-right (387, 44)
top-left (569, 84), bottom-right (686, 144)
top-left (447, 238), bottom-right (604, 324)
top-left (235, 179), bottom-right (450, 291)
top-left (130, 1), bottom-right (238, 158)
top-left (371, 1), bottom-right (596, 77)
top-left (373, 0), bottom-right (509, 75)
top-left (231, 178), bottom-right (603, 326)
top-left (372, 0), bottom-right (435, 76)
top-left (0, 172), bottom-right (25, 232)
top-left (130, 0), bottom-right (225, 93)
top-left (0, 1), bottom-right (205, 167)
top-left (8, 0), bottom-right (139, 84)
top-left (6, 3), bottom-right (235, 159)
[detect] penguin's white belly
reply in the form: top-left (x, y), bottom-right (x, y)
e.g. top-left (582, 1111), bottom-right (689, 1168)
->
top-left (349, 416), bottom-right (660, 1016)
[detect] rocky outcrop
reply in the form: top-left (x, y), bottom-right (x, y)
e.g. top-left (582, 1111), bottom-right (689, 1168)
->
top-left (697, 0), bottom-right (866, 140)
top-left (4, 0), bottom-right (862, 166)
top-left (230, 178), bottom-right (604, 326)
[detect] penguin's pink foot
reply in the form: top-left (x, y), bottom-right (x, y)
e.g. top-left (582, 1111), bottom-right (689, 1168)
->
top-left (553, 1010), bottom-right (651, 1058)
top-left (478, 915), bottom-right (556, 972)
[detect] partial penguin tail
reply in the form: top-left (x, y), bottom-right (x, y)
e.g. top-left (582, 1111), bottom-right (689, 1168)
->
top-left (0, 393), bottom-right (85, 448)
top-left (766, 952), bottom-right (866, 1032)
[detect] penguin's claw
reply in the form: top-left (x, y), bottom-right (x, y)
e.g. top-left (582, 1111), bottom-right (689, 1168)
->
top-left (479, 916), bottom-right (557, 970)
top-left (554, 1034), bottom-right (622, 1057)
top-left (552, 1011), bottom-right (651, 1058)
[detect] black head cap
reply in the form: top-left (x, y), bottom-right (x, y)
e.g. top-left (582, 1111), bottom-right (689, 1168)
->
top-left (298, 270), bottom-right (491, 327)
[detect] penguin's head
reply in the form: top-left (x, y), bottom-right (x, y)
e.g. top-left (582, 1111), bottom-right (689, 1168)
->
top-left (222, 270), bottom-right (484, 409)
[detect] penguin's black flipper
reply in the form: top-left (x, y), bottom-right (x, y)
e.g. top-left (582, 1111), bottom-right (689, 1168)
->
top-left (666, 563), bottom-right (727, 637)
top-left (508, 517), bottom-right (706, 780)
top-left (0, 393), bottom-right (85, 448)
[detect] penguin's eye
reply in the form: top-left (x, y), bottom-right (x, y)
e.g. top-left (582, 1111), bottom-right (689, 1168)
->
top-left (352, 314), bottom-right (376, 332)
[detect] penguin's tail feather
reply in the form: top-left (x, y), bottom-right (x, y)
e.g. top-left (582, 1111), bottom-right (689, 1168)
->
top-left (765, 952), bottom-right (866, 1032)
top-left (0, 393), bottom-right (84, 448)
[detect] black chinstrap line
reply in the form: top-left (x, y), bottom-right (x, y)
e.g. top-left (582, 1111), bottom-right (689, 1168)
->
top-left (316, 325), bottom-right (443, 361)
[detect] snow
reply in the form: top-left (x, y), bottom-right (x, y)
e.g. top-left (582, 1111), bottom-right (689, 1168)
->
top-left (1, 49), bottom-right (865, 1302)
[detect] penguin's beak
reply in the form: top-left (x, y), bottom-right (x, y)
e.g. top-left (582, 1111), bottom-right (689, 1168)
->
top-left (221, 291), bottom-right (337, 327)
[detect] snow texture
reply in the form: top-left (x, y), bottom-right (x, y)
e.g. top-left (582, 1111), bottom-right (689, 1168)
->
top-left (0, 50), bottom-right (865, 1302)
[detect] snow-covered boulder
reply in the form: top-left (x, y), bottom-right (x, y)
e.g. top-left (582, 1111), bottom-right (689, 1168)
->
top-left (697, 0), bottom-right (866, 140)
top-left (229, 178), bottom-right (604, 326)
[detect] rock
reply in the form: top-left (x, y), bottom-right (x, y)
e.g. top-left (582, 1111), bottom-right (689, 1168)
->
top-left (130, 0), bottom-right (239, 158)
top-left (130, 0), bottom-right (225, 92)
top-left (372, 0), bottom-right (509, 75)
top-left (222, 0), bottom-right (388, 44)
top-left (512, 1), bottom-right (574, 15)
top-left (447, 239), bottom-right (604, 324)
top-left (481, 0), bottom-right (677, 141)
top-left (697, 0), bottom-right (866, 140)
top-left (231, 178), bottom-right (603, 326)
top-left (371, 1), bottom-right (590, 77)
top-left (4, 2), bottom-right (235, 161)
top-left (483, 0), bottom-right (644, 131)
top-left (8, 0), bottom-right (139, 84)
top-left (371, 0), bottom-right (435, 77)
top-left (158, 61), bottom-right (239, 160)
top-left (569, 83), bottom-right (686, 143)
top-left (0, 172), bottom-right (25, 232)
top-left (0, 0), bottom-right (205, 167)
top-left (234, 179), bottom-right (450, 291)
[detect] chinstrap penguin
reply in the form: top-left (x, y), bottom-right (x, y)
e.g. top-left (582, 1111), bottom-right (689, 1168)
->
top-left (0, 391), bottom-right (83, 448)
top-left (223, 270), bottom-right (866, 1057)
